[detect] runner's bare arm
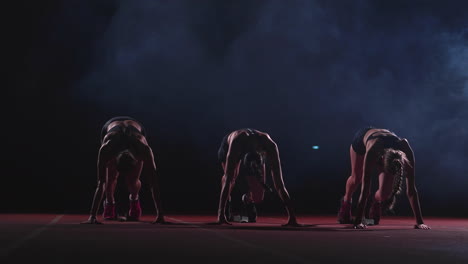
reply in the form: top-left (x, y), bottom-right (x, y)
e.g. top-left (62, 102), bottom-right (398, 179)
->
top-left (217, 137), bottom-right (242, 224)
top-left (399, 140), bottom-right (430, 229)
top-left (145, 146), bottom-right (165, 224)
top-left (265, 137), bottom-right (299, 226)
top-left (82, 143), bottom-right (112, 224)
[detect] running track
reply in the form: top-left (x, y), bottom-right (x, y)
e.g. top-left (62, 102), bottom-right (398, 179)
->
top-left (1, 215), bottom-right (467, 264)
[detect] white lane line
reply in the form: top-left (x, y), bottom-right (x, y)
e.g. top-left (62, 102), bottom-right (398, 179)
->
top-left (167, 217), bottom-right (313, 264)
top-left (0, 215), bottom-right (64, 258)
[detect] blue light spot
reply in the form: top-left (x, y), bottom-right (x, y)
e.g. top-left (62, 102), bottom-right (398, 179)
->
top-left (312, 146), bottom-right (320, 150)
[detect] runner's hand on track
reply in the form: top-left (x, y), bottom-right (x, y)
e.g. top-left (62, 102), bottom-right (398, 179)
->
top-left (353, 223), bottom-right (367, 229)
top-left (216, 217), bottom-right (232, 225)
top-left (415, 224), bottom-right (431, 230)
top-left (282, 219), bottom-right (303, 227)
top-left (81, 216), bottom-right (102, 225)
top-left (152, 216), bottom-right (166, 224)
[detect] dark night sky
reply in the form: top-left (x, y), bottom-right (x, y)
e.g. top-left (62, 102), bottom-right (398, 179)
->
top-left (6, 0), bottom-right (468, 217)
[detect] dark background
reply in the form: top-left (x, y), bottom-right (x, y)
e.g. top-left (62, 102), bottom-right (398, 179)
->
top-left (6, 0), bottom-right (468, 217)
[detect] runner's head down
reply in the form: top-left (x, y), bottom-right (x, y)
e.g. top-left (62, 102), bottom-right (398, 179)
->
top-left (380, 148), bottom-right (411, 211)
top-left (242, 151), bottom-right (264, 179)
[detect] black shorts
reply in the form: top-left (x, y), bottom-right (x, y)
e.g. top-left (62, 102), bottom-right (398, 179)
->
top-left (101, 116), bottom-right (146, 143)
top-left (351, 126), bottom-right (374, 155)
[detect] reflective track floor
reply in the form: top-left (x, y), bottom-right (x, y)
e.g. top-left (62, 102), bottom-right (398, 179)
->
top-left (1, 214), bottom-right (467, 264)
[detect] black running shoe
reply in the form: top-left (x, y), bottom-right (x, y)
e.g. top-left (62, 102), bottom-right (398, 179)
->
top-left (225, 200), bottom-right (233, 221)
top-left (369, 201), bottom-right (382, 225)
top-left (245, 202), bottom-right (257, 223)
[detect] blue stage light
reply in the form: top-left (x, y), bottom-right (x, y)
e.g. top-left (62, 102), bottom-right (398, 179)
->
top-left (312, 146), bottom-right (320, 150)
